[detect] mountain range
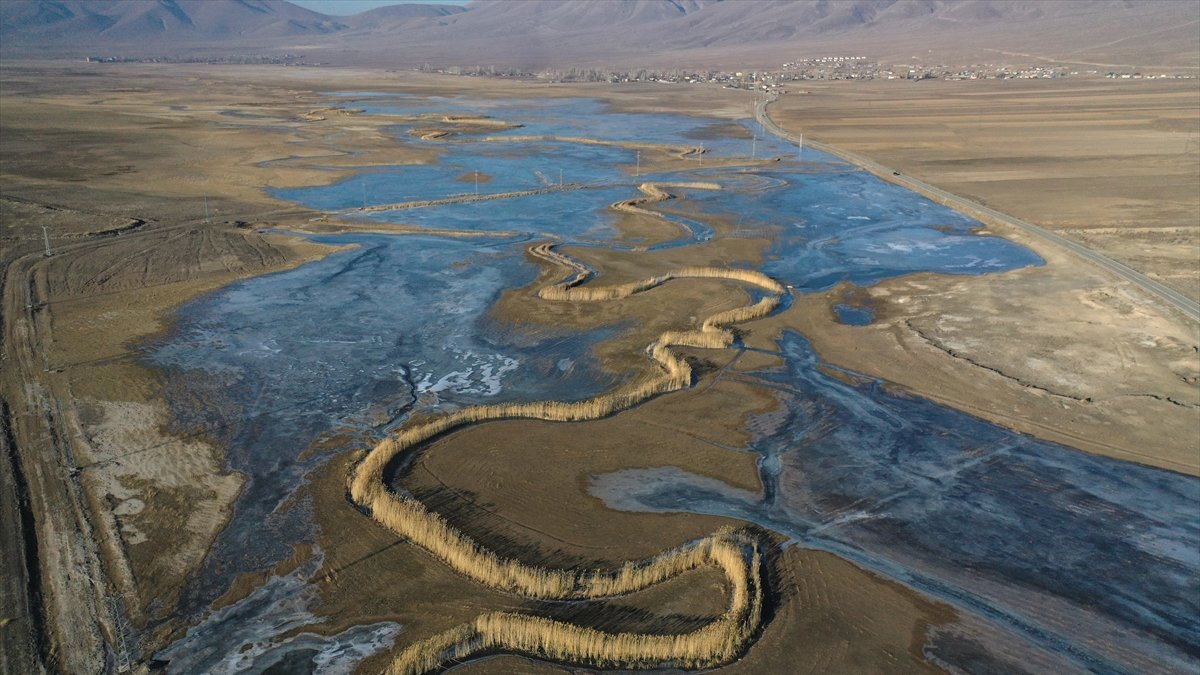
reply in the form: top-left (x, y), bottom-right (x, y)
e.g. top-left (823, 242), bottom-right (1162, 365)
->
top-left (2, 0), bottom-right (1196, 69)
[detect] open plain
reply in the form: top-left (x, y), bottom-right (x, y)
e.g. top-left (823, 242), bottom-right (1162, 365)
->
top-left (1, 60), bottom-right (1197, 675)
top-left (770, 78), bottom-right (1200, 301)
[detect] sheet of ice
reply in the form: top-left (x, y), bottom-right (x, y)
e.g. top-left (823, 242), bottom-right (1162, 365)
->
top-left (335, 94), bottom-right (794, 158)
top-left (147, 233), bottom-right (619, 614)
top-left (156, 550), bottom-right (401, 675)
top-left (591, 331), bottom-right (1200, 673)
top-left (833, 303), bottom-right (874, 326)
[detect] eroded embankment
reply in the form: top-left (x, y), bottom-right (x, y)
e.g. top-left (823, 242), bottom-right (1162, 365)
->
top-left (348, 184), bottom-right (784, 673)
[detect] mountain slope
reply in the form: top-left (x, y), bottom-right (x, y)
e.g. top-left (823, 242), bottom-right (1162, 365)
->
top-left (342, 2), bottom-right (465, 32)
top-left (355, 0), bottom-right (1200, 68)
top-left (0, 0), bottom-right (346, 40)
top-left (1, 0), bottom-right (1195, 69)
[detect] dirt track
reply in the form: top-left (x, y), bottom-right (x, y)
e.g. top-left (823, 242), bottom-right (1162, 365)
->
top-left (0, 209), bottom-right (333, 671)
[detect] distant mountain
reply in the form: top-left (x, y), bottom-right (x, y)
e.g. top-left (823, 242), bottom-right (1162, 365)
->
top-left (0, 0), bottom-right (348, 40)
top-left (2, 0), bottom-right (1196, 69)
top-left (412, 0), bottom-right (1198, 68)
top-left (342, 2), bottom-right (465, 32)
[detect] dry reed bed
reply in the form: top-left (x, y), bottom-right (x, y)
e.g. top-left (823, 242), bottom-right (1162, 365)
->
top-left (413, 130), bottom-right (449, 141)
top-left (411, 116), bottom-right (523, 140)
top-left (346, 184), bottom-right (582, 214)
top-left (387, 532), bottom-right (762, 674)
top-left (475, 134), bottom-right (706, 161)
top-left (608, 182), bottom-right (722, 246)
top-left (349, 183), bottom-right (785, 674)
top-left (611, 182), bottom-right (674, 219)
top-left (302, 106), bottom-right (364, 121)
top-left (439, 115), bottom-right (516, 128)
top-left (531, 235), bottom-right (784, 303)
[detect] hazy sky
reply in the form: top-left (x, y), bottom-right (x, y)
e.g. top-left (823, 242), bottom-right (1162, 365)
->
top-left (291, 0), bottom-right (468, 16)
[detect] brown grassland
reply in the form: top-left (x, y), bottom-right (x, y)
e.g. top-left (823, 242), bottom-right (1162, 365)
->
top-left (771, 78), bottom-right (1200, 301)
top-left (768, 77), bottom-right (1199, 474)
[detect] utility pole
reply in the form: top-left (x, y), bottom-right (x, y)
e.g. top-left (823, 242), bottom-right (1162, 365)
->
top-left (798, 133), bottom-right (803, 161)
top-left (42, 225), bottom-right (52, 257)
top-left (474, 170), bottom-right (479, 195)
top-left (559, 168), bottom-right (563, 188)
top-left (73, 566), bottom-right (133, 673)
top-left (108, 595), bottom-right (133, 673)
top-left (752, 136), bottom-right (757, 160)
top-left (635, 150), bottom-right (640, 177)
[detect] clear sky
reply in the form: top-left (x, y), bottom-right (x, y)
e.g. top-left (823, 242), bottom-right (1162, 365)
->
top-left (291, 0), bottom-right (468, 16)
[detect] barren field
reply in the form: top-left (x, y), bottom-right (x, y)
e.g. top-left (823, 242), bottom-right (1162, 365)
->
top-left (2, 63), bottom-right (1197, 675)
top-left (771, 78), bottom-right (1200, 301)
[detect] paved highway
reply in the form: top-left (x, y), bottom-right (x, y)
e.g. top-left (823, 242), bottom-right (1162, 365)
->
top-left (755, 97), bottom-right (1199, 323)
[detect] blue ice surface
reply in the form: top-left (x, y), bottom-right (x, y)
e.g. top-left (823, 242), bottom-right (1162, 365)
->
top-left (329, 93), bottom-right (793, 158)
top-left (663, 163), bottom-right (1044, 290)
top-left (146, 233), bottom-right (621, 614)
top-left (278, 97), bottom-right (1043, 290)
top-left (591, 332), bottom-right (1200, 673)
top-left (833, 303), bottom-right (874, 326)
top-left (359, 186), bottom-right (626, 240)
top-left (271, 139), bottom-right (634, 209)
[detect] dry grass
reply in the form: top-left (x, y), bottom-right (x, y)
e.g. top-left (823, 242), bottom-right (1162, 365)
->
top-left (771, 78), bottom-right (1200, 300)
top-left (350, 184), bottom-right (582, 214)
top-left (479, 135), bottom-right (704, 161)
top-left (439, 115), bottom-right (515, 128)
top-left (302, 107), bottom-right (364, 121)
top-left (387, 534), bottom-right (761, 674)
top-left (608, 182), bottom-right (721, 244)
top-left (349, 227), bottom-right (785, 672)
top-left (532, 237), bottom-right (783, 303)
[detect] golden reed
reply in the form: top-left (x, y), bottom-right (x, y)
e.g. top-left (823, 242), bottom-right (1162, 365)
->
top-left (348, 183), bottom-right (784, 674)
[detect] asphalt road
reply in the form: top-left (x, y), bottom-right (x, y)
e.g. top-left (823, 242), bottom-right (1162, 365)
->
top-left (755, 97), bottom-right (1200, 323)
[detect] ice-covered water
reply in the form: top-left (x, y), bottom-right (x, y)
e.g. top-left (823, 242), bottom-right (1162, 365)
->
top-left (149, 233), bottom-right (621, 615)
top-left (591, 332), bottom-right (1200, 672)
top-left (151, 93), bottom-right (1196, 673)
top-left (155, 550), bottom-right (401, 674)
